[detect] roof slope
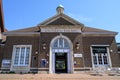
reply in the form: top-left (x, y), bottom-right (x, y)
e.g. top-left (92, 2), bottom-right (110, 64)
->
top-left (3, 5), bottom-right (118, 36)
top-left (39, 13), bottom-right (84, 26)
top-left (83, 26), bottom-right (116, 33)
top-left (3, 25), bottom-right (117, 36)
top-left (7, 26), bottom-right (39, 32)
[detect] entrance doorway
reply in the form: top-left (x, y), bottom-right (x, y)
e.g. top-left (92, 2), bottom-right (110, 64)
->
top-left (49, 35), bottom-right (73, 74)
top-left (55, 53), bottom-right (67, 73)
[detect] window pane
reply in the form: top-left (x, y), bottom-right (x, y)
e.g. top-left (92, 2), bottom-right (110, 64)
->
top-left (93, 47), bottom-right (107, 53)
top-left (25, 47), bottom-right (30, 65)
top-left (98, 53), bottom-right (103, 64)
top-left (64, 39), bottom-right (69, 48)
top-left (14, 47), bottom-right (20, 65)
top-left (92, 46), bottom-right (109, 66)
top-left (93, 53), bottom-right (97, 65)
top-left (20, 47), bottom-right (25, 64)
top-left (53, 38), bottom-right (69, 49)
top-left (53, 40), bottom-right (58, 48)
top-left (13, 46), bottom-right (31, 66)
top-left (59, 38), bottom-right (63, 48)
top-left (103, 53), bottom-right (108, 64)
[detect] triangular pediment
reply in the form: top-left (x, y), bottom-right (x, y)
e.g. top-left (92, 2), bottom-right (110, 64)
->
top-left (39, 14), bottom-right (84, 26)
top-left (47, 17), bottom-right (74, 25)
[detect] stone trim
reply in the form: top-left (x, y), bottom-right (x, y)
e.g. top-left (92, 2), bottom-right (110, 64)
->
top-left (49, 34), bottom-right (73, 73)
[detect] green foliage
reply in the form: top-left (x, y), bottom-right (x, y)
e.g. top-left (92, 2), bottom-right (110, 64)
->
top-left (9, 71), bottom-right (15, 74)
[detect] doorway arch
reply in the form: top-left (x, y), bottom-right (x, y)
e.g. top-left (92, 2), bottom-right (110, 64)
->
top-left (49, 34), bottom-right (73, 73)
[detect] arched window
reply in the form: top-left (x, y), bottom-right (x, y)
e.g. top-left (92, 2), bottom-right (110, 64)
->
top-left (53, 38), bottom-right (69, 48)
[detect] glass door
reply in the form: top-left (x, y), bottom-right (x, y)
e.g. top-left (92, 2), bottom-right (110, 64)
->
top-left (55, 53), bottom-right (67, 73)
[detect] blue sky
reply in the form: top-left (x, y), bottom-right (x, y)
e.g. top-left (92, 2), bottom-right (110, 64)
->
top-left (2, 0), bottom-right (120, 42)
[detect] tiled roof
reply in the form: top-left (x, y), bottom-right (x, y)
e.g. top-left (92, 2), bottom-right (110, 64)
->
top-left (82, 26), bottom-right (116, 33)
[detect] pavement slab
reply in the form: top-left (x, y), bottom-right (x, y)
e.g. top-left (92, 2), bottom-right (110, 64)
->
top-left (0, 73), bottom-right (120, 80)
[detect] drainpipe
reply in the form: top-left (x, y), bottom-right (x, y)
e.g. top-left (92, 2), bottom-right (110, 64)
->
top-left (81, 26), bottom-right (86, 72)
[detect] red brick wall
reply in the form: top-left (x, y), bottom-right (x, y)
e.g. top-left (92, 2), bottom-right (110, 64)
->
top-left (2, 34), bottom-right (120, 69)
top-left (82, 36), bottom-right (120, 67)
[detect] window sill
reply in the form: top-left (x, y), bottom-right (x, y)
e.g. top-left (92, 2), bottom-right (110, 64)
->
top-left (13, 65), bottom-right (29, 67)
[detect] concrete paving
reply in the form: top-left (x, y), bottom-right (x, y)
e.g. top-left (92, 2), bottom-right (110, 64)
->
top-left (0, 73), bottom-right (120, 80)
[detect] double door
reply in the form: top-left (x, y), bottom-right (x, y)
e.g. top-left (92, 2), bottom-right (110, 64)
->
top-left (55, 53), bottom-right (67, 73)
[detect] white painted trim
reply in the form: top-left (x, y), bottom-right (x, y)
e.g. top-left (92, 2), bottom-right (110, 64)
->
top-left (90, 46), bottom-right (94, 69)
top-left (38, 13), bottom-right (83, 26)
top-left (82, 32), bottom-right (117, 35)
top-left (49, 34), bottom-right (73, 73)
top-left (91, 45), bottom-right (110, 47)
top-left (3, 32), bottom-right (40, 36)
top-left (38, 14), bottom-right (61, 26)
top-left (107, 47), bottom-right (112, 68)
top-left (41, 28), bottom-right (81, 33)
top-left (90, 45), bottom-right (111, 70)
top-left (10, 45), bottom-right (32, 72)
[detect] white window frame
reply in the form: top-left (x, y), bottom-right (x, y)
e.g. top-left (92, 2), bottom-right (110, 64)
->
top-left (90, 45), bottom-right (112, 69)
top-left (53, 38), bottom-right (69, 49)
top-left (12, 45), bottom-right (32, 66)
top-left (93, 52), bottom-right (108, 66)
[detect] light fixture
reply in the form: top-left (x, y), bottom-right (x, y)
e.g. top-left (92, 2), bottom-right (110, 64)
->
top-left (110, 49), bottom-right (113, 53)
top-left (35, 51), bottom-right (38, 54)
top-left (76, 42), bottom-right (80, 49)
top-left (46, 54), bottom-right (49, 56)
top-left (42, 42), bottom-right (46, 50)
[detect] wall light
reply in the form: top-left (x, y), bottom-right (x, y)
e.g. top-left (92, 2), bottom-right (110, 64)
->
top-left (35, 51), bottom-right (38, 54)
top-left (42, 42), bottom-right (47, 50)
top-left (110, 49), bottom-right (113, 53)
top-left (76, 42), bottom-right (80, 49)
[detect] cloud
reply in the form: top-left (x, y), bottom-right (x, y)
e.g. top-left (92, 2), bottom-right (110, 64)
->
top-left (67, 13), bottom-right (93, 22)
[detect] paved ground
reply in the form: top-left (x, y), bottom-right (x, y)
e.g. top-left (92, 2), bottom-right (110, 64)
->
top-left (0, 73), bottom-right (120, 80)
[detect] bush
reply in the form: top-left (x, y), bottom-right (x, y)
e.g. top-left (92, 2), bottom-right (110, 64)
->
top-left (0, 71), bottom-right (4, 74)
top-left (28, 72), bottom-right (31, 74)
top-left (9, 71), bottom-right (15, 74)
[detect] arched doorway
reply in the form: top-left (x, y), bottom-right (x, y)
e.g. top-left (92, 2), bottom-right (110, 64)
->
top-left (49, 34), bottom-right (73, 73)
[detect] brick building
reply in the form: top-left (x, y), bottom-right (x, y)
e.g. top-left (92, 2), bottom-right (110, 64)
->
top-left (2, 5), bottom-right (120, 73)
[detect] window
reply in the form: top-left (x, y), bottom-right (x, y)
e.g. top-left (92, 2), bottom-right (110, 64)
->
top-left (103, 53), bottom-right (108, 64)
top-left (93, 53), bottom-right (97, 65)
top-left (53, 38), bottom-right (69, 48)
top-left (92, 47), bottom-right (108, 65)
top-left (117, 47), bottom-right (120, 53)
top-left (118, 48), bottom-right (120, 51)
top-left (13, 45), bottom-right (31, 66)
top-left (117, 43), bottom-right (120, 53)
